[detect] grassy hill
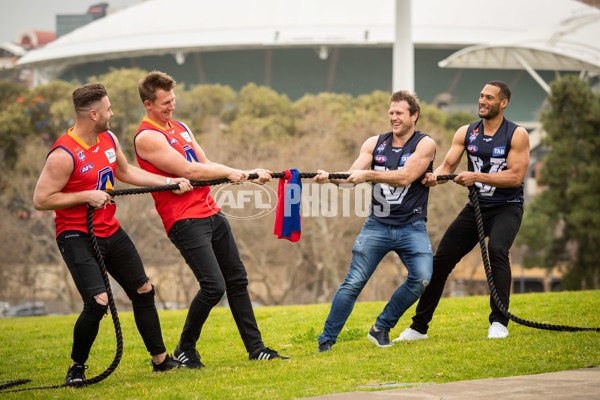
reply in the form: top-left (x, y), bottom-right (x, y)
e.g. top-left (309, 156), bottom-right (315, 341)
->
top-left (1, 290), bottom-right (599, 399)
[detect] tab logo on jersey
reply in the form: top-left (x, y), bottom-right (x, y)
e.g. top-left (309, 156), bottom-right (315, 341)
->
top-left (169, 138), bottom-right (179, 146)
top-left (374, 155), bottom-right (387, 163)
top-left (376, 140), bottom-right (387, 154)
top-left (80, 163), bottom-right (94, 173)
top-left (104, 148), bottom-right (117, 163)
top-left (400, 152), bottom-right (412, 166)
top-left (493, 146), bottom-right (506, 156)
top-left (467, 145), bottom-right (478, 153)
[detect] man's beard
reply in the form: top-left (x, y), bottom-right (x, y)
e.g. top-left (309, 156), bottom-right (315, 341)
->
top-left (479, 104), bottom-right (500, 119)
top-left (95, 121), bottom-right (110, 133)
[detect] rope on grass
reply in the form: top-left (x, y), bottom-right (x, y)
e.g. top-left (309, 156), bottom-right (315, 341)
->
top-left (436, 174), bottom-right (599, 332)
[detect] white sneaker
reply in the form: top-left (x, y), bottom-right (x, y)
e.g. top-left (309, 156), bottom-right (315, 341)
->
top-left (488, 322), bottom-right (509, 339)
top-left (392, 328), bottom-right (428, 342)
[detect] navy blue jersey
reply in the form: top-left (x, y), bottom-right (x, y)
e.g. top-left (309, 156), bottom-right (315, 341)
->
top-left (464, 118), bottom-right (524, 206)
top-left (369, 131), bottom-right (433, 225)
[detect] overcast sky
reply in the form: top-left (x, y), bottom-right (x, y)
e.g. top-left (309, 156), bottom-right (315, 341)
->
top-left (0, 0), bottom-right (142, 43)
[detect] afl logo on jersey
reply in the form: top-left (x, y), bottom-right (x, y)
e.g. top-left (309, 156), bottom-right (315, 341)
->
top-left (467, 145), bottom-right (478, 153)
top-left (374, 155), bottom-right (387, 163)
top-left (80, 163), bottom-right (94, 173)
top-left (169, 138), bottom-right (179, 146)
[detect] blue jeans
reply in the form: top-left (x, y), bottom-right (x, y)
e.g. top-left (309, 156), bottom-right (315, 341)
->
top-left (318, 217), bottom-right (432, 345)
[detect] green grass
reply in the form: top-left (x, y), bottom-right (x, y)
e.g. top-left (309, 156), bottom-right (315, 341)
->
top-left (1, 290), bottom-right (599, 399)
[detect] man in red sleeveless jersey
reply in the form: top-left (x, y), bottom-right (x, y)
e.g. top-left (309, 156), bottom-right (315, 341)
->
top-left (33, 83), bottom-right (192, 385)
top-left (133, 71), bottom-right (289, 368)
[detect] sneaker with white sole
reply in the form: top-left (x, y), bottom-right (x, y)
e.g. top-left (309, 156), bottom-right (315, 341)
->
top-left (367, 326), bottom-right (392, 347)
top-left (393, 327), bottom-right (428, 342)
top-left (488, 322), bottom-right (509, 339)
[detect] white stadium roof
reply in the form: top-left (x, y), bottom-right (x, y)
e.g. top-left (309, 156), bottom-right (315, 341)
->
top-left (17, 0), bottom-right (597, 68)
top-left (438, 11), bottom-right (600, 92)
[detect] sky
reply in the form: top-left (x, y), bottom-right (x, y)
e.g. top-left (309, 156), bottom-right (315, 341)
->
top-left (0, 0), bottom-right (142, 43)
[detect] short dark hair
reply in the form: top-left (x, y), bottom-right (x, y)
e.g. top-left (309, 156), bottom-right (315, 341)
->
top-left (487, 80), bottom-right (511, 103)
top-left (138, 70), bottom-right (176, 103)
top-left (390, 90), bottom-right (420, 123)
top-left (72, 83), bottom-right (107, 113)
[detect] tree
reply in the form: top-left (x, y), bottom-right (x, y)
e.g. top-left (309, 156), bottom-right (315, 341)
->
top-left (0, 80), bottom-right (75, 174)
top-left (0, 68), bottom-right (489, 308)
top-left (518, 75), bottom-right (600, 289)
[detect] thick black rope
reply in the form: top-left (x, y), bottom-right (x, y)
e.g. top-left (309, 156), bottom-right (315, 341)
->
top-left (107, 171), bottom-right (600, 332)
top-left (3, 171), bottom-right (596, 392)
top-left (467, 184), bottom-right (599, 332)
top-left (104, 172), bottom-right (351, 197)
top-left (436, 174), bottom-right (599, 332)
top-left (80, 205), bottom-right (125, 383)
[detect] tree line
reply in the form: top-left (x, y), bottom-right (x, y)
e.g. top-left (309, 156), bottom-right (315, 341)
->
top-left (0, 69), bottom-right (597, 313)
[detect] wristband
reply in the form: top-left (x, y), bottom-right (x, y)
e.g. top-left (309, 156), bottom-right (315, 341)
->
top-left (166, 177), bottom-right (171, 185)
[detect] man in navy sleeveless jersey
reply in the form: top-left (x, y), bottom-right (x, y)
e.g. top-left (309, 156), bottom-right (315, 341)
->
top-left (313, 91), bottom-right (436, 351)
top-left (33, 83), bottom-right (191, 384)
top-left (397, 81), bottom-right (530, 341)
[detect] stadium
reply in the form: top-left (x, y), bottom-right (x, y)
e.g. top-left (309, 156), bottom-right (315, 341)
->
top-left (16, 0), bottom-right (600, 124)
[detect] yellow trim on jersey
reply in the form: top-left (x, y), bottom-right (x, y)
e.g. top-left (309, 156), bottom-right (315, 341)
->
top-left (67, 127), bottom-right (100, 150)
top-left (142, 117), bottom-right (175, 131)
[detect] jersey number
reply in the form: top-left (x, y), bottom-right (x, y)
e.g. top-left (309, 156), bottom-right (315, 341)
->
top-left (373, 165), bottom-right (410, 204)
top-left (96, 167), bottom-right (115, 205)
top-left (469, 156), bottom-right (506, 197)
top-left (183, 145), bottom-right (199, 163)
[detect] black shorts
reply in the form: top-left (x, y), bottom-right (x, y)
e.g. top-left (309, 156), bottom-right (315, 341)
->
top-left (56, 227), bottom-right (149, 302)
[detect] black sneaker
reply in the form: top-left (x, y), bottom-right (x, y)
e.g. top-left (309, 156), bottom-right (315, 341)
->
top-left (64, 363), bottom-right (87, 386)
top-left (367, 325), bottom-right (392, 347)
top-left (173, 348), bottom-right (205, 369)
top-left (152, 354), bottom-right (181, 372)
top-left (317, 341), bottom-right (332, 353)
top-left (248, 347), bottom-right (290, 361)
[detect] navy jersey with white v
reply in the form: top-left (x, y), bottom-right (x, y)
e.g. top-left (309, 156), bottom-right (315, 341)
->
top-left (464, 117), bottom-right (524, 205)
top-left (370, 131), bottom-right (433, 225)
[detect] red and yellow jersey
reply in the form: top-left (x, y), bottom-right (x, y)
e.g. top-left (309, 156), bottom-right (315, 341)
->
top-left (51, 128), bottom-right (120, 238)
top-left (134, 118), bottom-right (219, 234)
